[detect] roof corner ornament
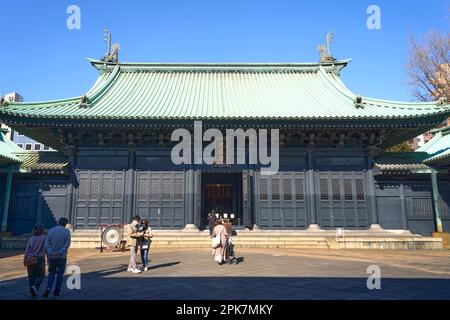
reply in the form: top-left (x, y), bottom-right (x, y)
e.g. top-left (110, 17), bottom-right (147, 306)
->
top-left (354, 95), bottom-right (365, 109)
top-left (101, 29), bottom-right (120, 64)
top-left (79, 95), bottom-right (89, 108)
top-left (0, 96), bottom-right (5, 107)
top-left (436, 96), bottom-right (448, 107)
top-left (318, 32), bottom-right (337, 64)
top-left (318, 44), bottom-right (327, 63)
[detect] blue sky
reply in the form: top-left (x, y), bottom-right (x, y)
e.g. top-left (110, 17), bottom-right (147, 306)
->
top-left (0, 0), bottom-right (448, 102)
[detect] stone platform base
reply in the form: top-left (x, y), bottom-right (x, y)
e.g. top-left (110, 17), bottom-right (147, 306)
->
top-left (1, 229), bottom-right (443, 250)
top-left (433, 232), bottom-right (450, 250)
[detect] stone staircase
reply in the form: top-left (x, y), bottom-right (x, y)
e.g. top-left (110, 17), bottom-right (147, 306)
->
top-left (69, 231), bottom-right (333, 249)
top-left (1, 229), bottom-right (443, 250)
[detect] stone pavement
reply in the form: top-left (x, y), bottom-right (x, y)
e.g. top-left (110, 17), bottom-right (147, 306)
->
top-left (1, 248), bottom-right (450, 300)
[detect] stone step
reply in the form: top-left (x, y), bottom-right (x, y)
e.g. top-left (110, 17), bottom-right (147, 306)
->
top-left (68, 236), bottom-right (441, 249)
top-left (1, 232), bottom-right (444, 250)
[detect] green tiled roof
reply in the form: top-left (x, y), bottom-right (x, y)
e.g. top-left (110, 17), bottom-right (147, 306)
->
top-left (0, 128), bottom-right (23, 166)
top-left (1, 128), bottom-right (68, 171)
top-left (417, 126), bottom-right (450, 164)
top-left (0, 59), bottom-right (449, 123)
top-left (374, 152), bottom-right (431, 172)
top-left (15, 152), bottom-right (69, 173)
top-left (427, 149), bottom-right (450, 164)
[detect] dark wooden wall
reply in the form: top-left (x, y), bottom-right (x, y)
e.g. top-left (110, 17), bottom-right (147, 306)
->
top-left (1, 146), bottom-right (449, 236)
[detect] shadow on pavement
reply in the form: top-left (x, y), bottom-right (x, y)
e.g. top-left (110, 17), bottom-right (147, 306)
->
top-left (149, 262), bottom-right (181, 270)
top-left (1, 271), bottom-right (450, 300)
top-left (0, 250), bottom-right (23, 259)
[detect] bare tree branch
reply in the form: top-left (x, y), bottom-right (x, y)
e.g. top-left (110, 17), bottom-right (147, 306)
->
top-left (408, 30), bottom-right (450, 102)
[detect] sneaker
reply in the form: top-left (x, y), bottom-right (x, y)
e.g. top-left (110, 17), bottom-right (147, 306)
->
top-left (144, 267), bottom-right (148, 272)
top-left (43, 288), bottom-right (50, 298)
top-left (53, 289), bottom-right (61, 297)
top-left (132, 268), bottom-right (142, 274)
top-left (30, 286), bottom-right (37, 297)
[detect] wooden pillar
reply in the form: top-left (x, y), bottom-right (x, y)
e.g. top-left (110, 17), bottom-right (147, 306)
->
top-left (184, 169), bottom-right (195, 227)
top-left (183, 169), bottom-right (199, 231)
top-left (36, 184), bottom-right (44, 224)
top-left (252, 170), bottom-right (260, 229)
top-left (366, 153), bottom-right (381, 229)
top-left (399, 181), bottom-right (408, 230)
top-left (248, 169), bottom-right (255, 228)
top-left (241, 169), bottom-right (254, 227)
top-left (306, 147), bottom-right (320, 230)
top-left (65, 183), bottom-right (74, 226)
top-left (125, 149), bottom-right (135, 222)
top-left (1, 168), bottom-right (13, 232)
top-left (65, 146), bottom-right (76, 228)
top-left (431, 170), bottom-right (443, 233)
top-left (194, 170), bottom-right (202, 230)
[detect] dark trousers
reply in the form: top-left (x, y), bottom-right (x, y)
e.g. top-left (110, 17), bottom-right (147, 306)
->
top-left (47, 257), bottom-right (67, 292)
top-left (27, 256), bottom-right (45, 290)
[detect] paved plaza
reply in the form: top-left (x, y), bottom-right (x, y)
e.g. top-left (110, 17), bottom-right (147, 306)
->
top-left (1, 248), bottom-right (450, 300)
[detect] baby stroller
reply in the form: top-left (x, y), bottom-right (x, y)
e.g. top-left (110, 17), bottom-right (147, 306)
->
top-left (223, 236), bottom-right (238, 265)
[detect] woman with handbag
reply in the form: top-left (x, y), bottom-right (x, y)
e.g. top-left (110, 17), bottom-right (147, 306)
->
top-left (138, 219), bottom-right (153, 272)
top-left (23, 224), bottom-right (46, 297)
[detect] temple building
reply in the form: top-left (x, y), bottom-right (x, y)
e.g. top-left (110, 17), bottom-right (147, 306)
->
top-left (0, 56), bottom-right (449, 238)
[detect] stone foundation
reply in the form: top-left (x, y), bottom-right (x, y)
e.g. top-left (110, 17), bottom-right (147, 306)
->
top-left (1, 229), bottom-right (444, 250)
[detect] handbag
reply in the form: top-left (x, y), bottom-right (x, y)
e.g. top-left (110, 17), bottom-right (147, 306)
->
top-left (24, 236), bottom-right (45, 267)
top-left (140, 239), bottom-right (152, 250)
top-left (212, 236), bottom-right (221, 249)
top-left (24, 256), bottom-right (38, 267)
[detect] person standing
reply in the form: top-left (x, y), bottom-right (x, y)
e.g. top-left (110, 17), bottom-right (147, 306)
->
top-left (125, 215), bottom-right (143, 273)
top-left (212, 219), bottom-right (229, 265)
top-left (23, 224), bottom-right (46, 297)
top-left (207, 212), bottom-right (217, 237)
top-left (138, 219), bottom-right (153, 272)
top-left (43, 218), bottom-right (71, 298)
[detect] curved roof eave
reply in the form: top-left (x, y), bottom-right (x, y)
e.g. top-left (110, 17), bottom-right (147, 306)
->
top-left (318, 67), bottom-right (446, 110)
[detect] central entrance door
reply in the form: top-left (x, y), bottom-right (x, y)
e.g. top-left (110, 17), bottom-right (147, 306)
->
top-left (201, 173), bottom-right (243, 229)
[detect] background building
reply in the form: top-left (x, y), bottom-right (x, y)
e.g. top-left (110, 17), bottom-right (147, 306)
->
top-left (409, 132), bottom-right (434, 150)
top-left (1, 93), bottom-right (51, 151)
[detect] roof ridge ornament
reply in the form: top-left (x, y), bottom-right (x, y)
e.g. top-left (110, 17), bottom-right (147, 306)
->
top-left (318, 32), bottom-right (337, 64)
top-left (79, 95), bottom-right (89, 108)
top-left (436, 96), bottom-right (448, 107)
top-left (101, 29), bottom-right (120, 64)
top-left (354, 95), bottom-right (365, 109)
